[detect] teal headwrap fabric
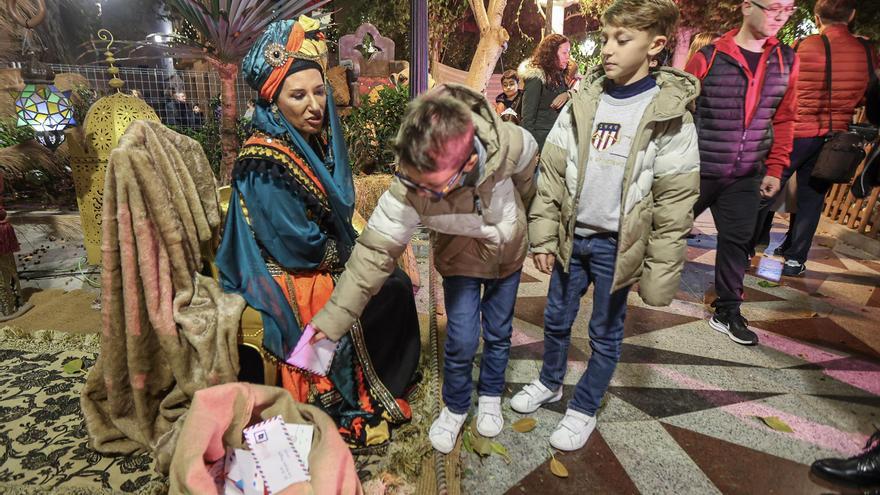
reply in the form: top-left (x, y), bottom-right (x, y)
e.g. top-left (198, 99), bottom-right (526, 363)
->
top-left (216, 18), bottom-right (356, 360)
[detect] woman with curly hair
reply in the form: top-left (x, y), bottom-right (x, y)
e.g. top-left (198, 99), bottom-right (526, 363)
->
top-left (519, 33), bottom-right (571, 151)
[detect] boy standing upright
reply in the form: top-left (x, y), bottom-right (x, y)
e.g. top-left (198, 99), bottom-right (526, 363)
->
top-left (511, 0), bottom-right (700, 451)
top-left (685, 1), bottom-right (799, 345)
top-left (308, 84), bottom-right (538, 454)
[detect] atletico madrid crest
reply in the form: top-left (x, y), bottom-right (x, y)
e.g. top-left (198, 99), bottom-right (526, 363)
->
top-left (592, 123), bottom-right (621, 151)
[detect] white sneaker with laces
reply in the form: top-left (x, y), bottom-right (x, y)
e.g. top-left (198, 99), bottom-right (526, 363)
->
top-left (429, 407), bottom-right (467, 454)
top-left (476, 396), bottom-right (504, 437)
top-left (549, 408), bottom-right (596, 451)
top-left (510, 379), bottom-right (563, 413)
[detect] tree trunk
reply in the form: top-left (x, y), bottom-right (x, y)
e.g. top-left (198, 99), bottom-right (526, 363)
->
top-left (544, 0), bottom-right (554, 37)
top-left (463, 0), bottom-right (510, 93)
top-left (464, 26), bottom-right (509, 92)
top-left (215, 62), bottom-right (240, 185)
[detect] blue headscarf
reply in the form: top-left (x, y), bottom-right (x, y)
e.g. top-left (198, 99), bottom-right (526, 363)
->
top-left (242, 18), bottom-right (355, 244)
top-left (216, 17), bottom-right (356, 359)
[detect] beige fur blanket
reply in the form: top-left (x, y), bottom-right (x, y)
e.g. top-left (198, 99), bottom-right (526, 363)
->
top-left (80, 120), bottom-right (246, 473)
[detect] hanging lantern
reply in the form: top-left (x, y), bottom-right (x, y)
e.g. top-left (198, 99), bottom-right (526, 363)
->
top-left (66, 30), bottom-right (160, 265)
top-left (14, 84), bottom-right (76, 150)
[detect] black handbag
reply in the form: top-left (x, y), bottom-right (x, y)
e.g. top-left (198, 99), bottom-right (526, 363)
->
top-left (811, 35), bottom-right (870, 183)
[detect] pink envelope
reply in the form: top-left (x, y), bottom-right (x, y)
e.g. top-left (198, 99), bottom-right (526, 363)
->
top-left (285, 325), bottom-right (337, 376)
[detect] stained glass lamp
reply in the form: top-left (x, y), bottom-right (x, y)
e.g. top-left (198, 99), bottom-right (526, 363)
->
top-left (14, 84), bottom-right (76, 150)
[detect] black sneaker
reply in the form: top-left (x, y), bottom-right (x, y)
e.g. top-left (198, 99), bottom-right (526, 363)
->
top-left (709, 308), bottom-right (758, 345)
top-left (781, 259), bottom-right (806, 277)
top-left (811, 429), bottom-right (880, 486)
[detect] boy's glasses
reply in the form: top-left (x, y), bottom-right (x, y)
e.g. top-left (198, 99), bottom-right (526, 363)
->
top-left (395, 152), bottom-right (474, 200)
top-left (749, 1), bottom-right (796, 16)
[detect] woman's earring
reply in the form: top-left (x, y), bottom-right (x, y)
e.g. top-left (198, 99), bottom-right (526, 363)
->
top-left (270, 103), bottom-right (279, 118)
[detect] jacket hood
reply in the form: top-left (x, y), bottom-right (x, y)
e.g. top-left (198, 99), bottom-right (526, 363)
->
top-left (518, 60), bottom-right (546, 83)
top-left (437, 83), bottom-right (507, 178)
top-left (576, 66), bottom-right (700, 121)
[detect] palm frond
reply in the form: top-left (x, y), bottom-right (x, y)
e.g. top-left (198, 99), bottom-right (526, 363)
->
top-left (162, 0), bottom-right (329, 63)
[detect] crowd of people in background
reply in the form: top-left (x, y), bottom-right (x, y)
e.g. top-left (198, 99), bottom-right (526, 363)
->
top-left (487, 0), bottom-right (879, 486)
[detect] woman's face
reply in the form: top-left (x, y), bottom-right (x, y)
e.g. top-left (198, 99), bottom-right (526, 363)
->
top-left (557, 42), bottom-right (571, 70)
top-left (276, 68), bottom-right (326, 136)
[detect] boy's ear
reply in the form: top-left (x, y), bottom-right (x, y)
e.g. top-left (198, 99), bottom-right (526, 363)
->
top-left (648, 35), bottom-right (668, 57)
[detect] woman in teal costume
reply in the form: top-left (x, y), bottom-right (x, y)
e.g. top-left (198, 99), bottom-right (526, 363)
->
top-left (215, 16), bottom-right (420, 447)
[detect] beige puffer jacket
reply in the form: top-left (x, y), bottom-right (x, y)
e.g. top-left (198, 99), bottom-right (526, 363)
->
top-left (312, 83), bottom-right (539, 339)
top-left (530, 67), bottom-right (701, 306)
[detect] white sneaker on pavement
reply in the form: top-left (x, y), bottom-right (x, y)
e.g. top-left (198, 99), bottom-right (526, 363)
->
top-left (510, 379), bottom-right (563, 413)
top-left (429, 407), bottom-right (467, 454)
top-left (476, 396), bottom-right (504, 437)
top-left (549, 408), bottom-right (596, 451)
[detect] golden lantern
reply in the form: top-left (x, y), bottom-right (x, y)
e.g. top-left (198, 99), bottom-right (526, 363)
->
top-left (66, 30), bottom-right (160, 265)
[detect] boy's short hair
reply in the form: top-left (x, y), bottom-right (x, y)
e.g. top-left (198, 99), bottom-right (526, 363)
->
top-left (601, 0), bottom-right (680, 40)
top-left (393, 89), bottom-right (474, 173)
top-left (815, 0), bottom-right (856, 24)
top-left (501, 69), bottom-right (519, 84)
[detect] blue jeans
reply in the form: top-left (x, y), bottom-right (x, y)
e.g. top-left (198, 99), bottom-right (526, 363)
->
top-left (442, 270), bottom-right (522, 414)
top-left (539, 235), bottom-right (630, 416)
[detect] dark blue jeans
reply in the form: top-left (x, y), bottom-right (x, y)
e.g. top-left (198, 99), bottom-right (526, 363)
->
top-left (441, 270), bottom-right (522, 414)
top-left (751, 137), bottom-right (828, 264)
top-left (785, 137), bottom-right (831, 264)
top-left (539, 235), bottom-right (630, 416)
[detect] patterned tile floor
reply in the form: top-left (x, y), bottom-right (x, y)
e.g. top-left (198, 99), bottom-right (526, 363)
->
top-left (459, 212), bottom-right (880, 495)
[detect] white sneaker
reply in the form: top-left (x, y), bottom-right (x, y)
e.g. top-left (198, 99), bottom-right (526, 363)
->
top-left (510, 379), bottom-right (563, 413)
top-left (476, 396), bottom-right (504, 437)
top-left (549, 408), bottom-right (596, 451)
top-left (429, 407), bottom-right (467, 454)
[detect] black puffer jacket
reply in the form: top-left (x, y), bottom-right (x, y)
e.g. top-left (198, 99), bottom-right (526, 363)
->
top-left (519, 61), bottom-right (567, 151)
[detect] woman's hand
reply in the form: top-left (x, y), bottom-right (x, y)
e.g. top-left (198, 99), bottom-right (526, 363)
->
top-left (550, 92), bottom-right (570, 110)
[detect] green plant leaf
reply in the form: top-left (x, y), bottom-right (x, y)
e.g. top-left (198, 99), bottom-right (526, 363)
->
top-left (758, 280), bottom-right (781, 288)
top-left (757, 416), bottom-right (794, 433)
top-left (468, 426), bottom-right (493, 457)
top-left (462, 428), bottom-right (472, 453)
top-left (490, 441), bottom-right (511, 463)
top-left (512, 417), bottom-right (537, 433)
top-left (62, 358), bottom-right (83, 374)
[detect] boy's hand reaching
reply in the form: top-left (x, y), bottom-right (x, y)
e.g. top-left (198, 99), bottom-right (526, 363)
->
top-left (533, 253), bottom-right (555, 274)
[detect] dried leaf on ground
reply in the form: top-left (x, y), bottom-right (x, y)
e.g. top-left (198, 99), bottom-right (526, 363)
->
top-left (758, 280), bottom-right (780, 288)
top-left (757, 416), bottom-right (794, 433)
top-left (550, 456), bottom-right (569, 478)
top-left (62, 358), bottom-right (83, 374)
top-left (512, 417), bottom-right (537, 433)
